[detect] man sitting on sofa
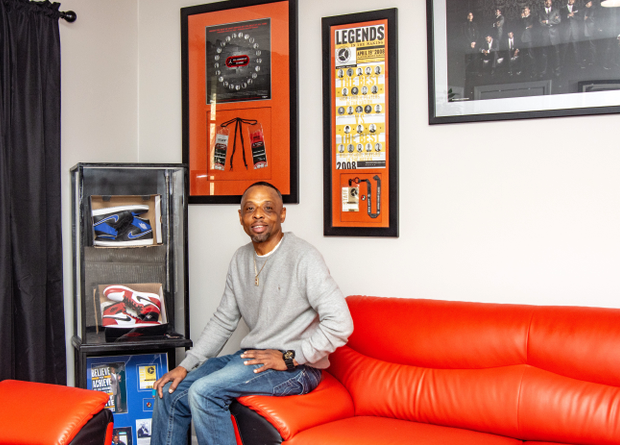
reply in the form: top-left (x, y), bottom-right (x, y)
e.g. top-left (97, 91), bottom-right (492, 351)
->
top-left (151, 181), bottom-right (354, 445)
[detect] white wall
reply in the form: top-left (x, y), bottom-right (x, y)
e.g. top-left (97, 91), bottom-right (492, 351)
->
top-left (60, 0), bottom-right (620, 385)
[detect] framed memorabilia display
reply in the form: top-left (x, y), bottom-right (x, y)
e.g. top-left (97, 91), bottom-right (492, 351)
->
top-left (70, 164), bottom-right (191, 348)
top-left (428, 0), bottom-right (620, 124)
top-left (181, 0), bottom-right (299, 204)
top-left (322, 9), bottom-right (399, 237)
top-left (87, 353), bottom-right (168, 444)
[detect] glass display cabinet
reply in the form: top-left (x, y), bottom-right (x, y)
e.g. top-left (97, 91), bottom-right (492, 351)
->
top-left (70, 163), bottom-right (192, 388)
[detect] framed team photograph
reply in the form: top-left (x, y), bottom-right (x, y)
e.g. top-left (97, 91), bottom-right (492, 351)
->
top-left (181, 0), bottom-right (299, 204)
top-left (427, 0), bottom-right (620, 124)
top-left (322, 9), bottom-right (399, 237)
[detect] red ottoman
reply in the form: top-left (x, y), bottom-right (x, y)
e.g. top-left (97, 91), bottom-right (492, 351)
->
top-left (0, 379), bottom-right (113, 445)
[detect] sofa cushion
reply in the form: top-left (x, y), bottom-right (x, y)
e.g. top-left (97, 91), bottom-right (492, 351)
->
top-left (528, 306), bottom-right (620, 387)
top-left (285, 417), bottom-right (523, 445)
top-left (329, 345), bottom-right (524, 439)
top-left (518, 366), bottom-right (620, 444)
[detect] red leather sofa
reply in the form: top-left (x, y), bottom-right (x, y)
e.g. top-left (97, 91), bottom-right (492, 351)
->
top-left (0, 379), bottom-right (113, 445)
top-left (231, 295), bottom-right (620, 445)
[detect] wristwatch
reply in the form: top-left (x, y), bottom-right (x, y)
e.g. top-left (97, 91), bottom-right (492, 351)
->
top-left (282, 350), bottom-right (296, 371)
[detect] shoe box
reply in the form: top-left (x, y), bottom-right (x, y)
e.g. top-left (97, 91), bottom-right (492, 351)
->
top-left (97, 282), bottom-right (168, 340)
top-left (90, 195), bottom-right (163, 247)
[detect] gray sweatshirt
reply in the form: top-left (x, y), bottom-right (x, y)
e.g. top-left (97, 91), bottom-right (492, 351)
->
top-left (179, 232), bottom-right (353, 371)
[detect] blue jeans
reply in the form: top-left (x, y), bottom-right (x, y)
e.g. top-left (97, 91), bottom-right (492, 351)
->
top-left (151, 349), bottom-right (322, 445)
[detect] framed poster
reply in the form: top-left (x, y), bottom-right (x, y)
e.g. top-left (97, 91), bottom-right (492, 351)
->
top-left (181, 0), bottom-right (299, 204)
top-left (322, 9), bottom-right (399, 237)
top-left (86, 353), bottom-right (168, 445)
top-left (428, 0), bottom-right (620, 124)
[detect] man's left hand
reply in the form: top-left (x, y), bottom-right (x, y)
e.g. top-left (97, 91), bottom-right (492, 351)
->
top-left (240, 349), bottom-right (298, 373)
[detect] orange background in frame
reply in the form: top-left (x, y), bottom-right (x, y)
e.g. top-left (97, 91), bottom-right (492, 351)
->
top-left (187, 1), bottom-right (290, 197)
top-left (206, 107), bottom-right (272, 179)
top-left (330, 19), bottom-right (390, 228)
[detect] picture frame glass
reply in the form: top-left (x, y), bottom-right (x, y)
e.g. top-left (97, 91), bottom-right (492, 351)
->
top-left (87, 353), bottom-right (168, 444)
top-left (428, 0), bottom-right (620, 123)
top-left (323, 9), bottom-right (399, 237)
top-left (182, 0), bottom-right (298, 203)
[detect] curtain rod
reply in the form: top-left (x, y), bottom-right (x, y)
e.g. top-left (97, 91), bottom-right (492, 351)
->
top-left (59, 9), bottom-right (76, 22)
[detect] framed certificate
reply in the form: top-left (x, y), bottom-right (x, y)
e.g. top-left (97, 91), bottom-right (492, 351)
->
top-left (322, 9), bottom-right (399, 237)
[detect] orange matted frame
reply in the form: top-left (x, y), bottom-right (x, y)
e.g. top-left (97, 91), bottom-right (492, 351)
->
top-left (181, 0), bottom-right (298, 204)
top-left (322, 9), bottom-right (399, 237)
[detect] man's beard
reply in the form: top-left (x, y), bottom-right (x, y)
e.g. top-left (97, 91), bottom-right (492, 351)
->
top-left (251, 230), bottom-right (271, 244)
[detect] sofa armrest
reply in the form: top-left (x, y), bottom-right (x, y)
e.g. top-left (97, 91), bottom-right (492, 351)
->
top-left (235, 371), bottom-right (354, 442)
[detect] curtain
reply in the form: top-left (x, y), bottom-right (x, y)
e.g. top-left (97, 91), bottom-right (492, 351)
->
top-left (0, 0), bottom-right (66, 384)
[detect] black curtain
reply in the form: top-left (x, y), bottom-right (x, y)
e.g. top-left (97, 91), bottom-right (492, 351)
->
top-left (0, 0), bottom-right (66, 384)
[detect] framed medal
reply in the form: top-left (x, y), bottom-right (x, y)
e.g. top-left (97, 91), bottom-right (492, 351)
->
top-left (322, 9), bottom-right (399, 237)
top-left (182, 0), bottom-right (299, 204)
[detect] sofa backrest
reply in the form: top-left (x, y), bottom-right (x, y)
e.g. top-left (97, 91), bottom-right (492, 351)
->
top-left (328, 296), bottom-right (620, 445)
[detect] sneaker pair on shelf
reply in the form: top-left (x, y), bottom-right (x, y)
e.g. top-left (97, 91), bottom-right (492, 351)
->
top-left (102, 285), bottom-right (162, 328)
top-left (92, 205), bottom-right (153, 247)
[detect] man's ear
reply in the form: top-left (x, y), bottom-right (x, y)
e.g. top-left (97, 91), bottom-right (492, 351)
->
top-left (280, 206), bottom-right (287, 223)
top-left (238, 209), bottom-right (243, 225)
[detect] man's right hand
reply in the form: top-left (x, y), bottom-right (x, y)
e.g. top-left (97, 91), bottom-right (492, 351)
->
top-left (153, 366), bottom-right (188, 399)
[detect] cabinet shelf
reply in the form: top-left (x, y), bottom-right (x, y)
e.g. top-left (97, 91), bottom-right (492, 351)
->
top-left (71, 335), bottom-right (192, 354)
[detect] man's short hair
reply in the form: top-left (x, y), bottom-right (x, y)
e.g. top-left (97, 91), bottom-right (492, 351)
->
top-left (241, 182), bottom-right (283, 201)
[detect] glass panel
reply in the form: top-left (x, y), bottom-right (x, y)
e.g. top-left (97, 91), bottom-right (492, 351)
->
top-left (71, 164), bottom-right (189, 346)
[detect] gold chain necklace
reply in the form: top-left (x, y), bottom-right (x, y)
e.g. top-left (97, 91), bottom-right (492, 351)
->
top-left (253, 255), bottom-right (269, 286)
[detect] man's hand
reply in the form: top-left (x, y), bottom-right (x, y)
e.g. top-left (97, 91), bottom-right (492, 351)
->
top-left (153, 366), bottom-right (188, 398)
top-left (240, 349), bottom-right (298, 374)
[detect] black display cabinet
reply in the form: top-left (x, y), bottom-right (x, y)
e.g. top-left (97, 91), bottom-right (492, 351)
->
top-left (71, 163), bottom-right (192, 388)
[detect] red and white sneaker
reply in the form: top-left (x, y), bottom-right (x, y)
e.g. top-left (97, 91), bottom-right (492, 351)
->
top-left (104, 285), bottom-right (161, 322)
top-left (102, 302), bottom-right (160, 327)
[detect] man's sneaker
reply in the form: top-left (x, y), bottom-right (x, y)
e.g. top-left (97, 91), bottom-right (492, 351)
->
top-left (114, 215), bottom-right (153, 246)
top-left (102, 301), bottom-right (134, 326)
top-left (92, 205), bottom-right (149, 246)
top-left (93, 221), bottom-right (121, 241)
top-left (102, 302), bottom-right (160, 327)
top-left (104, 285), bottom-right (161, 322)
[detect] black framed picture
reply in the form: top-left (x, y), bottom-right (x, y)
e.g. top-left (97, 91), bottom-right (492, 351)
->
top-left (322, 9), bottom-right (399, 237)
top-left (427, 0), bottom-right (620, 124)
top-left (181, 0), bottom-right (299, 204)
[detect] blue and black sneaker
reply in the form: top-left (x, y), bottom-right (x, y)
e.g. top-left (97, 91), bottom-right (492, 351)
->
top-left (92, 205), bottom-right (151, 246)
top-left (116, 215), bottom-right (153, 246)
